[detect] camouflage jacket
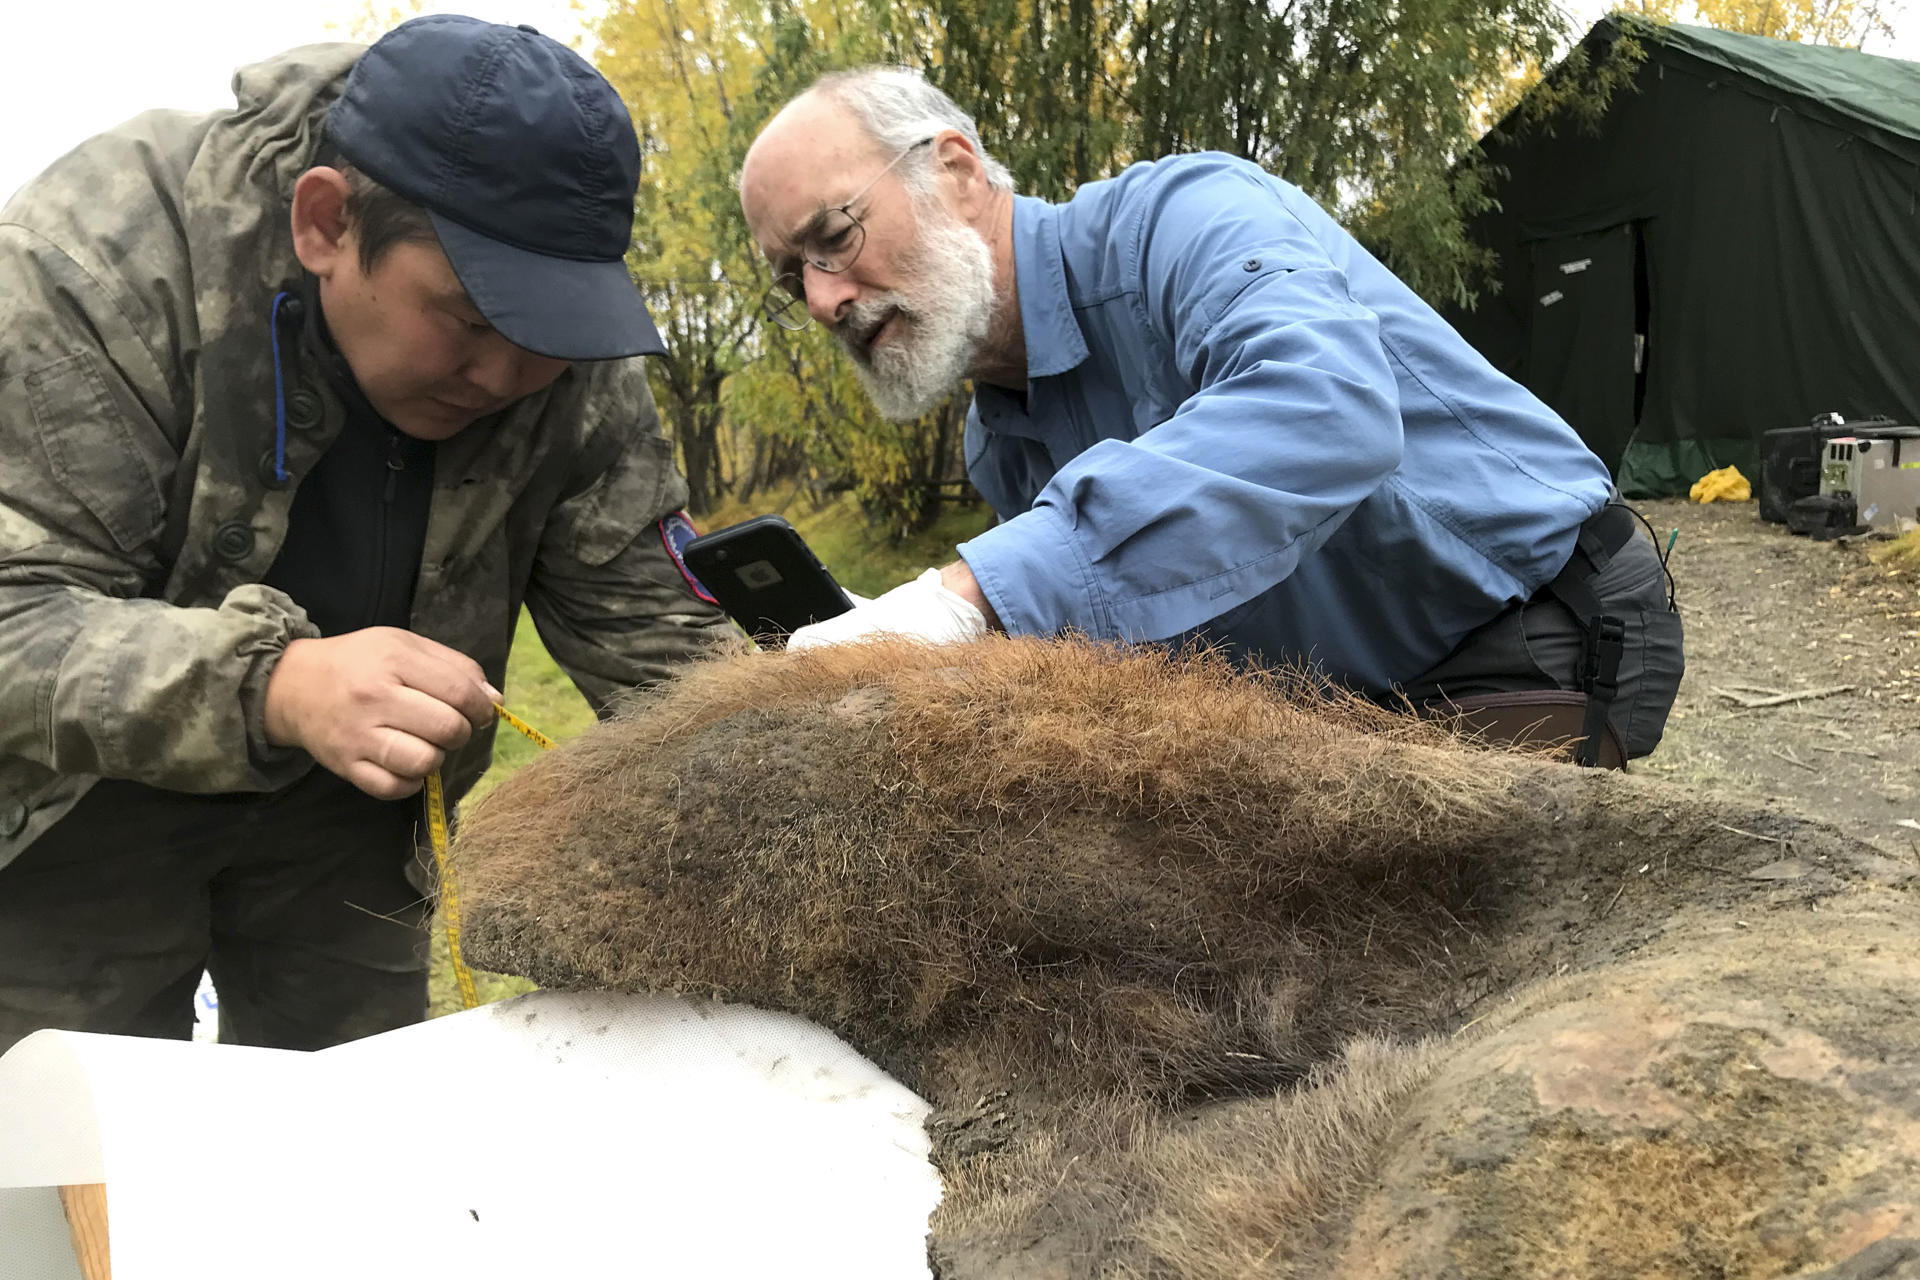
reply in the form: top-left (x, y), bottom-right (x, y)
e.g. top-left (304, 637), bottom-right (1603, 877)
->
top-left (0, 44), bottom-right (731, 869)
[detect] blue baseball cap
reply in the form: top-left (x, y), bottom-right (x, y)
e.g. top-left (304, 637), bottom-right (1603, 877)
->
top-left (326, 15), bottom-right (664, 361)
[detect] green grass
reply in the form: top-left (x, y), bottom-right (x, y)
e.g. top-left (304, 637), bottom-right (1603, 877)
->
top-left (701, 491), bottom-right (998, 599)
top-left (782, 496), bottom-right (998, 598)
top-left (463, 609), bottom-right (599, 804)
top-left (428, 493), bottom-right (995, 1016)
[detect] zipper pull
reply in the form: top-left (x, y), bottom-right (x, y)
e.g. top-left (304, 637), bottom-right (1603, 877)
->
top-left (384, 433), bottom-right (406, 503)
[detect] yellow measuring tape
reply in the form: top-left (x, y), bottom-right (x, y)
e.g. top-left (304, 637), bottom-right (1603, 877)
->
top-left (427, 702), bottom-right (557, 1010)
top-left (494, 702), bottom-right (557, 751)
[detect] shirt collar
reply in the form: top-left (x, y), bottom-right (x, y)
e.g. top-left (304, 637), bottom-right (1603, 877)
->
top-left (297, 274), bottom-right (382, 425)
top-left (1011, 195), bottom-right (1090, 380)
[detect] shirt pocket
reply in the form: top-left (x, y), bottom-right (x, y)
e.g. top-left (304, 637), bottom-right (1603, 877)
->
top-left (28, 352), bottom-right (167, 555)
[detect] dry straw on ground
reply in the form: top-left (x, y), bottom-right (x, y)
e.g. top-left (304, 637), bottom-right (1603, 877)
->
top-left (453, 638), bottom-right (1920, 1278)
top-left (1871, 527), bottom-right (1920, 576)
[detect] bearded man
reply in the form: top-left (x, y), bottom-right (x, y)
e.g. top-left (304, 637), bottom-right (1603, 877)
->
top-left (738, 68), bottom-right (1684, 765)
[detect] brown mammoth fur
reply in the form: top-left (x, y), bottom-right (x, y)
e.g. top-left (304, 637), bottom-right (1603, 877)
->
top-left (451, 638), bottom-right (1920, 1278)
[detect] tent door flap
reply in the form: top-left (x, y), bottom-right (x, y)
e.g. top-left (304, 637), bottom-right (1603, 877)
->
top-left (1524, 222), bottom-right (1645, 477)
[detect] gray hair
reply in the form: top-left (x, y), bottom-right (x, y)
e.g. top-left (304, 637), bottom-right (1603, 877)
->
top-left (807, 66), bottom-right (1015, 195)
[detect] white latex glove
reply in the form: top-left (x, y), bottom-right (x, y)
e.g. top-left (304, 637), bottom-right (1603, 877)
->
top-left (787, 569), bottom-right (988, 651)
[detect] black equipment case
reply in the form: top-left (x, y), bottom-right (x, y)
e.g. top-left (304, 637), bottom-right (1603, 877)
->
top-left (1761, 414), bottom-right (1911, 523)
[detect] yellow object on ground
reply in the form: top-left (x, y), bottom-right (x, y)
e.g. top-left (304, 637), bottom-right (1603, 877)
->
top-left (1689, 465), bottom-right (1751, 503)
top-left (1871, 527), bottom-right (1920, 572)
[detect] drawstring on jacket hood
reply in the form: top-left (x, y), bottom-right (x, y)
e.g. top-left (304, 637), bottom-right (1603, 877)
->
top-left (269, 290), bottom-right (294, 484)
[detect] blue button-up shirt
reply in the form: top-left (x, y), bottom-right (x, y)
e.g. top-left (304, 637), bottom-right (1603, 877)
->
top-left (956, 153), bottom-right (1612, 692)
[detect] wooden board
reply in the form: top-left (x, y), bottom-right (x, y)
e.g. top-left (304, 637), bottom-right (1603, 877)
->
top-left (58, 1184), bottom-right (110, 1280)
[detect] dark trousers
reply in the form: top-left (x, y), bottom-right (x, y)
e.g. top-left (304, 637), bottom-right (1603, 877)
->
top-left (1398, 519), bottom-right (1685, 759)
top-left (0, 769), bottom-right (429, 1054)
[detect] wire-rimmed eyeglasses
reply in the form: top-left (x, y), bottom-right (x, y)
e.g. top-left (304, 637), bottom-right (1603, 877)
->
top-left (760, 137), bottom-right (935, 332)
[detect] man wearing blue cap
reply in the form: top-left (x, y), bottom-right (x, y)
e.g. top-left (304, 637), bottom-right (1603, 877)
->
top-left (0, 17), bottom-right (731, 1051)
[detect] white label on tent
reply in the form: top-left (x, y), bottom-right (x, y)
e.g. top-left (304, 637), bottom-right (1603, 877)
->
top-left (1540, 290), bottom-right (1565, 307)
top-left (1559, 258), bottom-right (1593, 274)
top-left (193, 971), bottom-right (218, 1043)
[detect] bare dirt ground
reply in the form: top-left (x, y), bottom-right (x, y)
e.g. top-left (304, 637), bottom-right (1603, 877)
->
top-left (1635, 497), bottom-right (1920, 851)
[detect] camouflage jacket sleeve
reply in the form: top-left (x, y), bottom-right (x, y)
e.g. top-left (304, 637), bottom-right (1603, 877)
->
top-left (0, 224), bottom-right (318, 793)
top-left (522, 361), bottom-right (738, 714)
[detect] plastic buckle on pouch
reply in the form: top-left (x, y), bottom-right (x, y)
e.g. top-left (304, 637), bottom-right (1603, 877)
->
top-left (1582, 615), bottom-right (1626, 688)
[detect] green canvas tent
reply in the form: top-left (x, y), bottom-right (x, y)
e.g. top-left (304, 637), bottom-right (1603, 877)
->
top-left (1447, 17), bottom-right (1920, 497)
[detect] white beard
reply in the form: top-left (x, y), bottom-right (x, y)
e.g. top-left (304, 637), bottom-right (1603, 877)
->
top-left (833, 202), bottom-right (997, 422)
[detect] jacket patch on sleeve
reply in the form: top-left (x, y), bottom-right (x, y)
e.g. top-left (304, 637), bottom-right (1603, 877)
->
top-left (658, 511), bottom-right (718, 604)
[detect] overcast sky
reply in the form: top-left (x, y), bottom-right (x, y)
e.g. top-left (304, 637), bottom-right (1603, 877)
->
top-left (0, 0), bottom-right (588, 203)
top-left (1, 0), bottom-right (1916, 203)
